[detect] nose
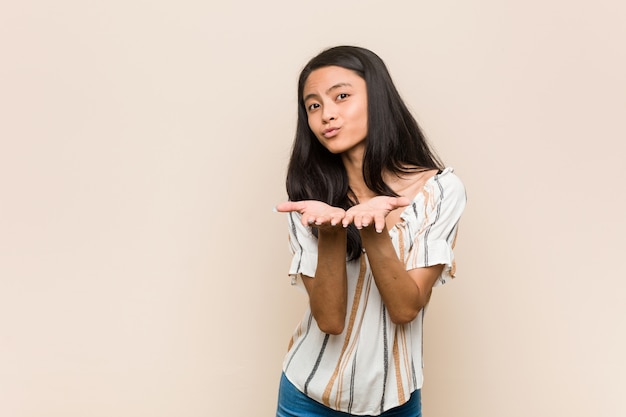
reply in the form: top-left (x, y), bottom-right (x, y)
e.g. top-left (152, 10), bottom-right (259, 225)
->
top-left (321, 103), bottom-right (337, 123)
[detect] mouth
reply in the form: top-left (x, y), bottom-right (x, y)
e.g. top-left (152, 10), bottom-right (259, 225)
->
top-left (322, 127), bottom-right (340, 138)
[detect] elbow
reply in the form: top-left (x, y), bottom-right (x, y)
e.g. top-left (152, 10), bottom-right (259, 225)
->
top-left (389, 292), bottom-right (431, 324)
top-left (314, 316), bottom-right (345, 335)
top-left (389, 307), bottom-right (422, 325)
top-left (319, 324), bottom-right (345, 335)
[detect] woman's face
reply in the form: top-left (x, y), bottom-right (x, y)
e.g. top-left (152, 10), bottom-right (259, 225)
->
top-left (302, 66), bottom-right (368, 156)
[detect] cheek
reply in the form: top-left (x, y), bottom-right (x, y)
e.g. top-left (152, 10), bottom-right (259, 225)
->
top-left (352, 105), bottom-right (368, 131)
top-left (307, 118), bottom-right (323, 141)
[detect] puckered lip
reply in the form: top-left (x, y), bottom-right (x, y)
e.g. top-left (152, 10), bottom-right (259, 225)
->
top-left (322, 126), bottom-right (340, 137)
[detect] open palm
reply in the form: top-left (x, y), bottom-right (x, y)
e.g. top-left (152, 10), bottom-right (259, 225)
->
top-left (275, 200), bottom-right (346, 229)
top-left (343, 196), bottom-right (410, 232)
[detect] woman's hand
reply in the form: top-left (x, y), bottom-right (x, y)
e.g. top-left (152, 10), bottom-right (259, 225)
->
top-left (343, 196), bottom-right (411, 232)
top-left (275, 200), bottom-right (346, 230)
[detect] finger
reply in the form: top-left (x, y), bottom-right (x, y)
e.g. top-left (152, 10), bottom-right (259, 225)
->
top-left (354, 214), bottom-right (364, 229)
top-left (342, 211), bottom-right (354, 228)
top-left (374, 213), bottom-right (386, 233)
top-left (330, 212), bottom-right (344, 226)
top-left (391, 196), bottom-right (411, 209)
top-left (275, 201), bottom-right (306, 213)
top-left (361, 214), bottom-right (373, 228)
top-left (333, 210), bottom-right (346, 226)
top-left (314, 215), bottom-right (328, 226)
top-left (302, 214), bottom-right (316, 227)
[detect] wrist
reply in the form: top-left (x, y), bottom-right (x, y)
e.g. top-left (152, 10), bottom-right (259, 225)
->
top-left (359, 226), bottom-right (393, 254)
top-left (317, 225), bottom-right (348, 237)
top-left (359, 225), bottom-right (389, 238)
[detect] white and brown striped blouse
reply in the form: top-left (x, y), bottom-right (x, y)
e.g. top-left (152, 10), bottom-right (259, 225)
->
top-left (282, 167), bottom-right (466, 416)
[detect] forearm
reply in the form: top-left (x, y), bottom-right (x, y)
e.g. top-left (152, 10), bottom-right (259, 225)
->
top-left (360, 226), bottom-right (426, 323)
top-left (307, 228), bottom-right (348, 334)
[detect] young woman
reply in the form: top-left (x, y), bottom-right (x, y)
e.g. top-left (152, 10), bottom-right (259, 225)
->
top-left (275, 46), bottom-right (466, 417)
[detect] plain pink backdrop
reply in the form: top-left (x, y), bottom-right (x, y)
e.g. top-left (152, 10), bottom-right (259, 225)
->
top-left (1, 1), bottom-right (624, 416)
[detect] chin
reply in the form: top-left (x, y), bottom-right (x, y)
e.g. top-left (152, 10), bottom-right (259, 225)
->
top-left (326, 148), bottom-right (344, 155)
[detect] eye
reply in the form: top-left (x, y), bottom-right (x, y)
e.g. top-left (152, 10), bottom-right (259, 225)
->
top-left (307, 102), bottom-right (320, 112)
top-left (337, 93), bottom-right (349, 101)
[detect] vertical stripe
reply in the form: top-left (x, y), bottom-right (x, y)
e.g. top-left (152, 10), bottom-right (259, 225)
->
top-left (408, 203), bottom-right (417, 252)
top-left (393, 225), bottom-right (408, 402)
top-left (287, 318), bottom-right (306, 351)
top-left (380, 305), bottom-right (389, 413)
top-left (448, 223), bottom-right (460, 277)
top-left (397, 225), bottom-right (406, 265)
top-left (423, 175), bottom-right (444, 266)
top-left (348, 351), bottom-right (358, 413)
top-left (284, 313), bottom-right (313, 373)
top-left (392, 327), bottom-right (406, 403)
top-left (304, 333), bottom-right (330, 395)
top-left (288, 212), bottom-right (303, 272)
top-left (420, 311), bottom-right (425, 369)
top-left (347, 261), bottom-right (375, 412)
top-left (396, 225), bottom-right (412, 401)
top-left (422, 188), bottom-right (431, 221)
top-left (400, 325), bottom-right (412, 391)
top-left (323, 257), bottom-right (367, 406)
top-left (334, 258), bottom-right (373, 409)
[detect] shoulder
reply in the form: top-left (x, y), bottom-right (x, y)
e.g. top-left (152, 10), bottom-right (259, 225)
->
top-left (430, 167), bottom-right (466, 199)
top-left (419, 168), bottom-right (466, 217)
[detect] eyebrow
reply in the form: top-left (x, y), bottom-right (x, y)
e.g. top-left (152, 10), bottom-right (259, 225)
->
top-left (303, 82), bottom-right (353, 102)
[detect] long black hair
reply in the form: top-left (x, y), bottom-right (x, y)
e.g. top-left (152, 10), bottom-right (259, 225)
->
top-left (286, 45), bottom-right (444, 260)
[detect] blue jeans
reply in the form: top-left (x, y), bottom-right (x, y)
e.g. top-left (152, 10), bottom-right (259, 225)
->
top-left (276, 373), bottom-right (422, 417)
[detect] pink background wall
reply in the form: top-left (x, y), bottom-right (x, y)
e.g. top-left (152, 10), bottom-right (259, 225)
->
top-left (1, 1), bottom-right (624, 415)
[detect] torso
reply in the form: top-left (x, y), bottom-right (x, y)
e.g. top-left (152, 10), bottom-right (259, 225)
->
top-left (284, 167), bottom-right (465, 415)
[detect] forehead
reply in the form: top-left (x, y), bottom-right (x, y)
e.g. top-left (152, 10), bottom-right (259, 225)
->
top-left (303, 66), bottom-right (365, 93)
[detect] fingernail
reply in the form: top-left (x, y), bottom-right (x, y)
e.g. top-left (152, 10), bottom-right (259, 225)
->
top-left (272, 207), bottom-right (278, 213)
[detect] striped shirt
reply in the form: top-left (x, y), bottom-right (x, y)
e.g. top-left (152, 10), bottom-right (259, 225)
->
top-left (282, 167), bottom-right (467, 415)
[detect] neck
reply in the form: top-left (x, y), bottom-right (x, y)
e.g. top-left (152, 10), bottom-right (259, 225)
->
top-left (341, 149), bottom-right (376, 202)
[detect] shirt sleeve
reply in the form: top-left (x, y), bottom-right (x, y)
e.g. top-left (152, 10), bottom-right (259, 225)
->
top-left (286, 211), bottom-right (318, 288)
top-left (405, 170), bottom-right (467, 286)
